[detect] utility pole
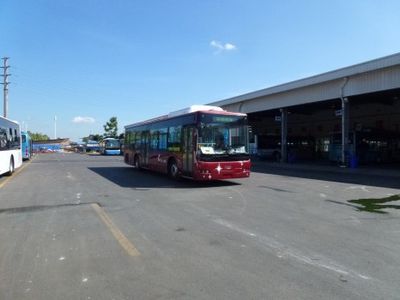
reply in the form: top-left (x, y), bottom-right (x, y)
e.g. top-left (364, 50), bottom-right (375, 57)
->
top-left (1, 57), bottom-right (11, 118)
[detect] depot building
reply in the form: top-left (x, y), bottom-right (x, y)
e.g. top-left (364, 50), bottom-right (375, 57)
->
top-left (209, 52), bottom-right (400, 167)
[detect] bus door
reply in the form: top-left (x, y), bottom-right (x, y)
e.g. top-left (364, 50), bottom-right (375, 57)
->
top-left (141, 131), bottom-right (150, 166)
top-left (182, 126), bottom-right (195, 175)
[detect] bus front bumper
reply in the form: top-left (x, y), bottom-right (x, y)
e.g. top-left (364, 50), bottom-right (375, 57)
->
top-left (193, 160), bottom-right (251, 181)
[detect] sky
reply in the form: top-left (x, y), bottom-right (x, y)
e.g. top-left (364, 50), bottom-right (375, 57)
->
top-left (1, 0), bottom-right (400, 142)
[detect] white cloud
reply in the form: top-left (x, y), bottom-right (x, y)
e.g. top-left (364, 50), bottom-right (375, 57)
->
top-left (210, 40), bottom-right (237, 53)
top-left (72, 116), bottom-right (95, 124)
top-left (224, 43), bottom-right (236, 50)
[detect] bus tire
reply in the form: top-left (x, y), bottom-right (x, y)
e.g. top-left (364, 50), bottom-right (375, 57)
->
top-left (168, 159), bottom-right (179, 179)
top-left (6, 157), bottom-right (15, 176)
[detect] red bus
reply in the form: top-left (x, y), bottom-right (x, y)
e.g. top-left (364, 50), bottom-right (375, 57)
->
top-left (124, 105), bottom-right (251, 180)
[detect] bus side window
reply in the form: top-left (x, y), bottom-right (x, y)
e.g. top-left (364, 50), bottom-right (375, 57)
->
top-left (0, 127), bottom-right (7, 149)
top-left (7, 128), bottom-right (13, 147)
top-left (168, 126), bottom-right (181, 151)
top-left (128, 132), bottom-right (134, 149)
top-left (14, 129), bottom-right (19, 147)
top-left (159, 128), bottom-right (167, 150)
top-left (134, 131), bottom-right (141, 149)
top-left (9, 128), bottom-right (13, 142)
top-left (150, 130), bottom-right (159, 150)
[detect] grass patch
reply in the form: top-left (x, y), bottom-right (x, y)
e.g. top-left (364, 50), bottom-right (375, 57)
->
top-left (348, 195), bottom-right (400, 214)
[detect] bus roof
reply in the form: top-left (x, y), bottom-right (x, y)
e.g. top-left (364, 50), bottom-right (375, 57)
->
top-left (167, 105), bottom-right (224, 118)
top-left (0, 115), bottom-right (20, 125)
top-left (125, 105), bottom-right (246, 129)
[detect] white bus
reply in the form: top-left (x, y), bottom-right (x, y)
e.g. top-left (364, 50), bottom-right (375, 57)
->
top-left (0, 116), bottom-right (22, 176)
top-left (99, 137), bottom-right (121, 155)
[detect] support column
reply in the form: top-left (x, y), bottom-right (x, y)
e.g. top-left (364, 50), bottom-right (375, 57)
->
top-left (341, 97), bottom-right (349, 166)
top-left (280, 108), bottom-right (288, 163)
top-left (254, 134), bottom-right (258, 155)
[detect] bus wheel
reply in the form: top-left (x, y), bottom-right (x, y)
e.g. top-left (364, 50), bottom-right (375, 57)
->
top-left (6, 157), bottom-right (14, 176)
top-left (168, 159), bottom-right (179, 179)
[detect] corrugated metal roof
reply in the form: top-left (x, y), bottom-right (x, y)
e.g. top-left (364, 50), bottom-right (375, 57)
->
top-left (210, 52), bottom-right (400, 107)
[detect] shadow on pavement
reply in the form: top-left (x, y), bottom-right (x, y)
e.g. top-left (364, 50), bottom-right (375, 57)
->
top-left (251, 162), bottom-right (400, 189)
top-left (0, 202), bottom-right (97, 215)
top-left (88, 167), bottom-right (241, 189)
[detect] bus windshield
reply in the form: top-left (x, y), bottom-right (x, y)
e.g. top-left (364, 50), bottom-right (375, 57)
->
top-left (105, 139), bottom-right (120, 149)
top-left (198, 115), bottom-right (248, 156)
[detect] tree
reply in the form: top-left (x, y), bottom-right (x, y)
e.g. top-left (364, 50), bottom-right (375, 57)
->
top-left (82, 134), bottom-right (103, 143)
top-left (103, 117), bottom-right (118, 138)
top-left (90, 134), bottom-right (103, 142)
top-left (28, 131), bottom-right (50, 141)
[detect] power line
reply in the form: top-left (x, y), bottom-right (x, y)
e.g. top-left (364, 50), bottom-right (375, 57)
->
top-left (1, 57), bottom-right (11, 118)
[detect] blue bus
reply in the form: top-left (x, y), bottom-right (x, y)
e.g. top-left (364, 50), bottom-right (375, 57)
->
top-left (100, 137), bottom-right (121, 155)
top-left (21, 131), bottom-right (33, 160)
top-left (85, 140), bottom-right (101, 153)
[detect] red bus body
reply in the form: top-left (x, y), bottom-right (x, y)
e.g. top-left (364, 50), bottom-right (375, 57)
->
top-left (124, 105), bottom-right (251, 181)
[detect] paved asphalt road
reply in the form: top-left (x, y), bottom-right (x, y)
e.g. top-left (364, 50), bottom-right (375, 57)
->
top-left (0, 153), bottom-right (399, 300)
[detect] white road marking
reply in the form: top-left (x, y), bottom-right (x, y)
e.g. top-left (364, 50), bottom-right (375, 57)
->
top-left (319, 193), bottom-right (327, 198)
top-left (76, 193), bottom-right (82, 204)
top-left (214, 218), bottom-right (371, 281)
top-left (345, 185), bottom-right (370, 192)
top-left (349, 216), bottom-right (361, 224)
top-left (228, 187), bottom-right (248, 216)
top-left (59, 256), bottom-right (65, 261)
